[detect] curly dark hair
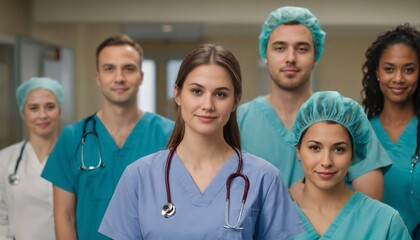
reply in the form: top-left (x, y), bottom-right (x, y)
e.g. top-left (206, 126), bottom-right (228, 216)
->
top-left (361, 23), bottom-right (420, 157)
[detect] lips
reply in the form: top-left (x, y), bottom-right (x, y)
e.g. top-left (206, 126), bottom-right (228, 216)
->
top-left (281, 68), bottom-right (299, 77)
top-left (389, 87), bottom-right (407, 95)
top-left (315, 171), bottom-right (337, 180)
top-left (112, 87), bottom-right (128, 93)
top-left (37, 122), bottom-right (50, 129)
top-left (196, 115), bottom-right (217, 123)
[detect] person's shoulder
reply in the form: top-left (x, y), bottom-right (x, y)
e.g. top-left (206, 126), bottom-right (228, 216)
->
top-left (242, 151), bottom-right (279, 174)
top-left (238, 96), bottom-right (265, 114)
top-left (126, 149), bottom-right (169, 171)
top-left (142, 112), bottom-right (174, 128)
top-left (356, 192), bottom-right (400, 216)
top-left (0, 141), bottom-right (25, 154)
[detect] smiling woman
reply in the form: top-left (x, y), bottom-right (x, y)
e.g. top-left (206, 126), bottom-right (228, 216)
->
top-left (289, 91), bottom-right (411, 240)
top-left (0, 77), bottom-right (63, 240)
top-left (99, 43), bottom-right (304, 240)
top-left (362, 23), bottom-right (420, 237)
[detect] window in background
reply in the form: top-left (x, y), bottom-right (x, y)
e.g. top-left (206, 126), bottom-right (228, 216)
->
top-left (165, 60), bottom-right (182, 119)
top-left (138, 59), bottom-right (156, 113)
top-left (166, 60), bottom-right (182, 100)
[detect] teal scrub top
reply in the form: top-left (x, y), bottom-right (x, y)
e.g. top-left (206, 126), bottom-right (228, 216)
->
top-left (371, 116), bottom-right (420, 235)
top-left (41, 113), bottom-right (174, 240)
top-left (237, 96), bottom-right (392, 187)
top-left (99, 150), bottom-right (304, 239)
top-left (291, 192), bottom-right (411, 240)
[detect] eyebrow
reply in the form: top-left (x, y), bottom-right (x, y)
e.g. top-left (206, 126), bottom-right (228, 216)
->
top-left (271, 41), bottom-right (312, 47)
top-left (306, 140), bottom-right (349, 146)
top-left (187, 82), bottom-right (232, 91)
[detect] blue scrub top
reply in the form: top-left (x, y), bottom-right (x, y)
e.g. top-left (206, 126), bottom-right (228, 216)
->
top-left (42, 113), bottom-right (174, 240)
top-left (237, 96), bottom-right (392, 187)
top-left (291, 192), bottom-right (411, 240)
top-left (371, 116), bottom-right (420, 235)
top-left (99, 150), bottom-right (304, 239)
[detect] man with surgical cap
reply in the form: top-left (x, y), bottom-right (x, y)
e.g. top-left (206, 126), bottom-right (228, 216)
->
top-left (0, 77), bottom-right (63, 240)
top-left (237, 6), bottom-right (391, 200)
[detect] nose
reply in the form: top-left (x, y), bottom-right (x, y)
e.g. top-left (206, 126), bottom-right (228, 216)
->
top-left (39, 108), bottom-right (48, 119)
top-left (285, 49), bottom-right (296, 64)
top-left (202, 94), bottom-right (215, 112)
top-left (392, 70), bottom-right (405, 83)
top-left (320, 152), bottom-right (333, 168)
top-left (115, 69), bottom-right (126, 83)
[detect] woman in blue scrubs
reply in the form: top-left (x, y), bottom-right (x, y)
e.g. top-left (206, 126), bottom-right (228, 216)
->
top-left (361, 24), bottom-right (420, 236)
top-left (99, 43), bottom-right (304, 239)
top-left (289, 91), bottom-right (411, 239)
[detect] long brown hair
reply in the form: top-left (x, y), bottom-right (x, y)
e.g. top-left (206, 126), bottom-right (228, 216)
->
top-left (166, 43), bottom-right (242, 150)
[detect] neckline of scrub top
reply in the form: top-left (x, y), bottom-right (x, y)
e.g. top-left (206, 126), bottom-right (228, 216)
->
top-left (93, 112), bottom-right (154, 150)
top-left (371, 115), bottom-right (417, 146)
top-left (257, 96), bottom-right (291, 139)
top-left (171, 150), bottom-right (239, 207)
top-left (296, 191), bottom-right (362, 239)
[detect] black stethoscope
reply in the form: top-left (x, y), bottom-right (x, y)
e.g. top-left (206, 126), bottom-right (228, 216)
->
top-left (8, 141), bottom-right (28, 185)
top-left (161, 146), bottom-right (250, 230)
top-left (80, 114), bottom-right (105, 170)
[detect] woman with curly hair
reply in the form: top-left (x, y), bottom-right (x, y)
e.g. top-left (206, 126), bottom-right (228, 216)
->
top-left (361, 23), bottom-right (420, 236)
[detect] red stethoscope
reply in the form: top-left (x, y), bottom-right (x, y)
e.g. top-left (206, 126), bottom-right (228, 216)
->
top-left (161, 146), bottom-right (250, 230)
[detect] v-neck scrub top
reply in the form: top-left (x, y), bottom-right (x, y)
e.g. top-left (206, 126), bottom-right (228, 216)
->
top-left (237, 96), bottom-right (392, 187)
top-left (291, 192), bottom-right (411, 240)
top-left (0, 141), bottom-right (54, 240)
top-left (99, 150), bottom-right (304, 240)
top-left (42, 113), bottom-right (174, 240)
top-left (371, 116), bottom-right (420, 235)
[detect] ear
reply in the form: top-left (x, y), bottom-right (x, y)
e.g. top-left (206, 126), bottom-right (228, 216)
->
top-left (232, 93), bottom-right (242, 112)
top-left (174, 86), bottom-right (181, 106)
top-left (95, 72), bottom-right (101, 87)
top-left (295, 147), bottom-right (302, 161)
top-left (139, 71), bottom-right (144, 86)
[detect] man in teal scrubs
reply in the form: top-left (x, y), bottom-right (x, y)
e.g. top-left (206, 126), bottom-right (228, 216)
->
top-left (237, 6), bottom-right (391, 200)
top-left (42, 35), bottom-right (174, 239)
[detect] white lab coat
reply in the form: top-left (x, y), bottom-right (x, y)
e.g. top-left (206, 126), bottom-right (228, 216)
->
top-left (0, 141), bottom-right (54, 240)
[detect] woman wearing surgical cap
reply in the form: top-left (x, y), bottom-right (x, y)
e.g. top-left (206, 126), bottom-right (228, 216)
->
top-left (0, 77), bottom-right (63, 240)
top-left (289, 91), bottom-right (411, 239)
top-left (362, 24), bottom-right (420, 237)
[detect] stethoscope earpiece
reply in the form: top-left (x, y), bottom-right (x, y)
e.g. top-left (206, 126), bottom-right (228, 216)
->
top-left (161, 202), bottom-right (176, 218)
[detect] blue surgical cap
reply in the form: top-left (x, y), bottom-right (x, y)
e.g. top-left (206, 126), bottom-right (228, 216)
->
top-left (259, 6), bottom-right (326, 62)
top-left (16, 77), bottom-right (64, 113)
top-left (289, 91), bottom-right (370, 163)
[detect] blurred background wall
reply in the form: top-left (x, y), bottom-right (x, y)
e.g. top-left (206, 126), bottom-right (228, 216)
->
top-left (0, 0), bottom-right (419, 147)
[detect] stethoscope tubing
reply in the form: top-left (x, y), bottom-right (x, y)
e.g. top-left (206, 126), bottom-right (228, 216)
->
top-left (8, 140), bottom-right (28, 185)
top-left (162, 145), bottom-right (250, 230)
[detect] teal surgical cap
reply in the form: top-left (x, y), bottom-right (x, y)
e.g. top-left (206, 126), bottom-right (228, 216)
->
top-left (259, 6), bottom-right (326, 62)
top-left (16, 77), bottom-right (64, 113)
top-left (289, 91), bottom-right (370, 163)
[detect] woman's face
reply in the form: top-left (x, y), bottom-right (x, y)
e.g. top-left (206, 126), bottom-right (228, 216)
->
top-left (377, 43), bottom-right (419, 106)
top-left (23, 89), bottom-right (60, 139)
top-left (296, 122), bottom-right (353, 192)
top-left (175, 64), bottom-right (237, 138)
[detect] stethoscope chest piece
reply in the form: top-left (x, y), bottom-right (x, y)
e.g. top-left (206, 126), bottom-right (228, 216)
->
top-left (8, 174), bottom-right (20, 185)
top-left (161, 202), bottom-right (176, 218)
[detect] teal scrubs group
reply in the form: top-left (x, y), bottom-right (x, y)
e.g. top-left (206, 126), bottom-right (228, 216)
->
top-left (99, 150), bottom-right (304, 239)
top-left (41, 113), bottom-right (174, 240)
top-left (291, 192), bottom-right (411, 240)
top-left (371, 116), bottom-right (420, 235)
top-left (237, 96), bottom-right (393, 187)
